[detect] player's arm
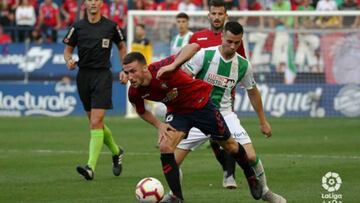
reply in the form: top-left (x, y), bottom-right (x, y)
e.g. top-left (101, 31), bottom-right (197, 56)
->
top-left (63, 45), bottom-right (77, 70)
top-left (156, 43), bottom-right (200, 79)
top-left (241, 62), bottom-right (271, 137)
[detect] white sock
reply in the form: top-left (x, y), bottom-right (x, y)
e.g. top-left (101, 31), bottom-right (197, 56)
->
top-left (252, 157), bottom-right (269, 196)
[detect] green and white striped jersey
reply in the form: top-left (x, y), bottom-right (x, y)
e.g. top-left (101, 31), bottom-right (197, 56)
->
top-left (170, 31), bottom-right (193, 55)
top-left (185, 46), bottom-right (256, 115)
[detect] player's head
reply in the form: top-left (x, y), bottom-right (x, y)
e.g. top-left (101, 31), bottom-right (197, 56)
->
top-left (208, 0), bottom-right (228, 32)
top-left (221, 21), bottom-right (243, 57)
top-left (135, 24), bottom-right (146, 40)
top-left (84, 0), bottom-right (103, 15)
top-left (123, 52), bottom-right (148, 88)
top-left (176, 12), bottom-right (190, 35)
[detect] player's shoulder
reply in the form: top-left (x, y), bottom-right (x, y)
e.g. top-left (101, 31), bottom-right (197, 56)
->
top-left (102, 16), bottom-right (117, 27)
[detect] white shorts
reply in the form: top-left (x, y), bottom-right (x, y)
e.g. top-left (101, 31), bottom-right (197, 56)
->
top-left (177, 112), bottom-right (252, 151)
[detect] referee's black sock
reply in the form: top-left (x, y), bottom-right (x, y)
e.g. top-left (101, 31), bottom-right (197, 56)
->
top-left (160, 153), bottom-right (184, 200)
top-left (231, 143), bottom-right (254, 178)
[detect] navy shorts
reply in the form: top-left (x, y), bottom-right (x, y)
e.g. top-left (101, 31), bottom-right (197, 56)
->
top-left (76, 68), bottom-right (113, 111)
top-left (165, 101), bottom-right (231, 141)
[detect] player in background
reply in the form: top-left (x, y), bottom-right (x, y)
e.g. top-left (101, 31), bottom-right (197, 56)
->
top-left (161, 22), bottom-right (286, 203)
top-left (170, 12), bottom-right (193, 55)
top-left (63, 0), bottom-right (126, 180)
top-left (123, 44), bottom-right (263, 203)
top-left (187, 0), bottom-right (245, 189)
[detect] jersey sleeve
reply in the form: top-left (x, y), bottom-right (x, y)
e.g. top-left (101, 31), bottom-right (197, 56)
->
top-left (128, 88), bottom-right (146, 115)
top-left (113, 25), bottom-right (126, 44)
top-left (63, 25), bottom-right (78, 47)
top-left (184, 49), bottom-right (205, 76)
top-left (188, 32), bottom-right (197, 44)
top-left (240, 61), bottom-right (257, 90)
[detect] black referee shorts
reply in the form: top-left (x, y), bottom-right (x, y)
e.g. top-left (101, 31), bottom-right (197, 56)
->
top-left (165, 101), bottom-right (231, 141)
top-left (76, 68), bottom-right (113, 111)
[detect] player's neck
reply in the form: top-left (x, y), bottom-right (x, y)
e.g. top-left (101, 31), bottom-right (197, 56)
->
top-left (179, 30), bottom-right (188, 36)
top-left (142, 71), bottom-right (152, 86)
top-left (219, 46), bottom-right (235, 60)
top-left (87, 12), bottom-right (101, 24)
top-left (211, 26), bottom-right (223, 34)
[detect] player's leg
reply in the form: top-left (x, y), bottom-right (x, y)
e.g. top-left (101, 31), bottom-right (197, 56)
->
top-left (159, 129), bottom-right (187, 201)
top-left (243, 144), bottom-right (286, 203)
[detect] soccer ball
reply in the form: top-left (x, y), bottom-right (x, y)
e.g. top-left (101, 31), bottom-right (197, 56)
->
top-left (135, 177), bottom-right (164, 203)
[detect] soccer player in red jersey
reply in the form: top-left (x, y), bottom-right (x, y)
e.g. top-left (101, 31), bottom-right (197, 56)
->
top-left (123, 44), bottom-right (262, 202)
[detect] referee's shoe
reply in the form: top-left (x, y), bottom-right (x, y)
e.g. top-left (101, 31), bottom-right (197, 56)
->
top-left (76, 165), bottom-right (94, 180)
top-left (112, 147), bottom-right (124, 176)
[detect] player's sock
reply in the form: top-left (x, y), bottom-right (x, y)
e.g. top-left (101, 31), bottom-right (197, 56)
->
top-left (230, 143), bottom-right (254, 178)
top-left (224, 153), bottom-right (236, 178)
top-left (160, 153), bottom-right (184, 200)
top-left (103, 124), bottom-right (120, 156)
top-left (87, 129), bottom-right (104, 171)
top-left (251, 156), bottom-right (269, 195)
top-left (210, 141), bottom-right (226, 171)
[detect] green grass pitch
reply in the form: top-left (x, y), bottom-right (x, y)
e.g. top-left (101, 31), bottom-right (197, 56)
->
top-left (0, 117), bottom-right (359, 203)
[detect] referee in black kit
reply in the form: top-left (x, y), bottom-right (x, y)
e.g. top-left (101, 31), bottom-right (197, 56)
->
top-left (63, 0), bottom-right (126, 180)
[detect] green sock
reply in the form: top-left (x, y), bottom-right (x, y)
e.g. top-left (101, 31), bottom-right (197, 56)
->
top-left (87, 129), bottom-right (104, 171)
top-left (103, 125), bottom-right (120, 156)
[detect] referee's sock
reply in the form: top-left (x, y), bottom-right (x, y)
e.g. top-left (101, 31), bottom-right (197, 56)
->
top-left (160, 153), bottom-right (184, 200)
top-left (87, 129), bottom-right (104, 171)
top-left (103, 125), bottom-right (120, 156)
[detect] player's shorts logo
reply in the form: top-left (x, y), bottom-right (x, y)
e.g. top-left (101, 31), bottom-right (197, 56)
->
top-left (322, 172), bottom-right (342, 192)
top-left (165, 114), bottom-right (173, 122)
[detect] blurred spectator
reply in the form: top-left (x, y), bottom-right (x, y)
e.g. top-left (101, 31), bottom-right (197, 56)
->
top-left (133, 0), bottom-right (145, 9)
top-left (131, 24), bottom-right (153, 64)
top-left (0, 0), bottom-right (15, 27)
top-left (246, 0), bottom-right (265, 28)
top-left (315, 0), bottom-right (341, 28)
top-left (271, 0), bottom-right (294, 28)
top-left (60, 0), bottom-right (78, 27)
top-left (37, 0), bottom-right (61, 42)
top-left (340, 0), bottom-right (359, 27)
top-left (294, 0), bottom-right (315, 29)
top-left (144, 0), bottom-right (157, 10)
top-left (30, 27), bottom-right (43, 43)
top-left (157, 0), bottom-right (178, 10)
top-left (223, 0), bottom-right (238, 10)
top-left (15, 0), bottom-right (36, 42)
top-left (178, 0), bottom-right (197, 11)
top-left (0, 25), bottom-right (12, 44)
top-left (171, 12), bottom-right (193, 54)
top-left (110, 0), bottom-right (128, 29)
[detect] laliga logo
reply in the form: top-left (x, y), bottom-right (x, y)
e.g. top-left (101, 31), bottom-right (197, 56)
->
top-left (322, 172), bottom-right (342, 192)
top-left (18, 47), bottom-right (52, 72)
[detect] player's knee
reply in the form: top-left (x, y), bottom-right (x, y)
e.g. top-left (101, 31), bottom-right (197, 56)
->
top-left (220, 139), bottom-right (238, 154)
top-left (246, 153), bottom-right (257, 162)
top-left (159, 142), bottom-right (174, 153)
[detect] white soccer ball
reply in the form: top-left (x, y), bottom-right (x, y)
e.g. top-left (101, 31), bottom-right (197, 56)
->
top-left (135, 177), bottom-right (164, 203)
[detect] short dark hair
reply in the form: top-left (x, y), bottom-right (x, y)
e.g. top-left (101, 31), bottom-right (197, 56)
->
top-left (176, 12), bottom-right (189, 20)
top-left (224, 21), bottom-right (243, 35)
top-left (123, 52), bottom-right (147, 65)
top-left (208, 0), bottom-right (227, 11)
top-left (136, 24), bottom-right (145, 30)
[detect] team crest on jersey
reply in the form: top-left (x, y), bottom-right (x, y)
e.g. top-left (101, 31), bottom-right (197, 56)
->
top-left (207, 73), bottom-right (236, 89)
top-left (102, 39), bottom-right (110, 48)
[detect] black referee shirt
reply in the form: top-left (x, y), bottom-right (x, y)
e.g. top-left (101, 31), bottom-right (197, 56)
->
top-left (63, 16), bottom-right (126, 69)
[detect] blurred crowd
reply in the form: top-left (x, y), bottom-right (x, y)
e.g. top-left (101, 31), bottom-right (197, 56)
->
top-left (0, 0), bottom-right (360, 44)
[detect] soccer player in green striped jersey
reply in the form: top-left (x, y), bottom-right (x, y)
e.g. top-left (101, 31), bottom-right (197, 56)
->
top-left (170, 12), bottom-right (193, 55)
top-left (159, 22), bottom-right (286, 203)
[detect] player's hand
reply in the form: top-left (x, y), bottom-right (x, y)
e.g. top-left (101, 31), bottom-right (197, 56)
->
top-left (66, 58), bottom-right (77, 70)
top-left (119, 71), bottom-right (128, 84)
top-left (260, 121), bottom-right (272, 138)
top-left (156, 64), bottom-right (176, 79)
top-left (157, 123), bottom-right (176, 144)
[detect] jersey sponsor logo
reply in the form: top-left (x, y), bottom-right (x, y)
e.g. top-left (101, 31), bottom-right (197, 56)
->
top-left (141, 93), bottom-right (150, 99)
top-left (206, 73), bottom-right (236, 89)
top-left (102, 39), bottom-right (110, 48)
top-left (162, 88), bottom-right (178, 103)
top-left (197, 37), bottom-right (208, 41)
